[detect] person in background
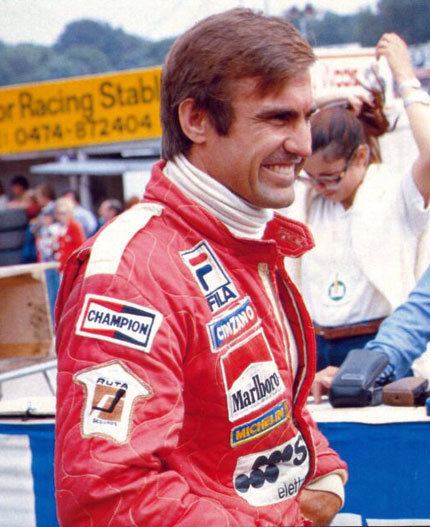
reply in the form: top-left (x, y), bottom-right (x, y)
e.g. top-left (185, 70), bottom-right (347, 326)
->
top-left (60, 189), bottom-right (98, 238)
top-left (35, 208), bottom-right (61, 263)
top-left (35, 183), bottom-right (56, 214)
top-left (97, 198), bottom-right (123, 227)
top-left (54, 8), bottom-right (347, 527)
top-left (8, 174), bottom-right (30, 207)
top-left (0, 181), bottom-right (8, 209)
top-left (54, 197), bottom-right (85, 272)
top-left (312, 265), bottom-right (430, 402)
top-left (33, 185), bottom-right (62, 318)
top-left (20, 190), bottom-right (41, 263)
top-left (124, 195), bottom-right (141, 209)
top-left (285, 33), bottom-right (430, 370)
top-left (22, 189), bottom-right (41, 220)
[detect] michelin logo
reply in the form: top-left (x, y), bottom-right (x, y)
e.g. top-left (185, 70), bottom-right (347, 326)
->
top-left (231, 401), bottom-right (289, 447)
top-left (207, 297), bottom-right (257, 351)
top-left (181, 241), bottom-right (239, 313)
top-left (76, 294), bottom-right (162, 353)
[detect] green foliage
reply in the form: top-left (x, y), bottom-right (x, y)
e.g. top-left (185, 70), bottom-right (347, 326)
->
top-left (0, 18), bottom-right (172, 87)
top-left (305, 12), bottom-right (359, 46)
top-left (376, 0), bottom-right (430, 44)
top-left (285, 0), bottom-right (430, 47)
top-left (1, 1), bottom-right (430, 88)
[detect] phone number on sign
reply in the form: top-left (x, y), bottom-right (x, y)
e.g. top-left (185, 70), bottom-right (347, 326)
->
top-left (13, 113), bottom-right (154, 146)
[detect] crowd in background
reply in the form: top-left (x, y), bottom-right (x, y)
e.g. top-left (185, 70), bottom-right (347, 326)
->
top-left (0, 175), bottom-right (135, 271)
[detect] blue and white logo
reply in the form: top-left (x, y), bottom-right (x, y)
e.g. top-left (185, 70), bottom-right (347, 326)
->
top-left (207, 297), bottom-right (257, 351)
top-left (181, 241), bottom-right (239, 313)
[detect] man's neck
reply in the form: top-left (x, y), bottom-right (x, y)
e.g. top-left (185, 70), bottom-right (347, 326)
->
top-left (163, 154), bottom-right (273, 239)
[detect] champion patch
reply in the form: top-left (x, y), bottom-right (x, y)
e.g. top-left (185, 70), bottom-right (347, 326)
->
top-left (75, 361), bottom-right (152, 443)
top-left (76, 294), bottom-right (162, 353)
top-left (181, 241), bottom-right (239, 313)
top-left (230, 400), bottom-right (289, 448)
top-left (207, 297), bottom-right (258, 352)
top-left (233, 432), bottom-right (309, 506)
top-left (221, 329), bottom-right (286, 422)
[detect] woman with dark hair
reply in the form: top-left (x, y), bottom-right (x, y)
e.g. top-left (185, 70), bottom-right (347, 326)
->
top-left (285, 33), bottom-right (430, 370)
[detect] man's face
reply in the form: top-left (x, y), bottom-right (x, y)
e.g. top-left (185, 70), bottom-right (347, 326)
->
top-left (191, 73), bottom-right (313, 209)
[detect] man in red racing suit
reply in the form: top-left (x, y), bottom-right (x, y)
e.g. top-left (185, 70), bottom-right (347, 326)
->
top-left (55, 8), bottom-right (347, 527)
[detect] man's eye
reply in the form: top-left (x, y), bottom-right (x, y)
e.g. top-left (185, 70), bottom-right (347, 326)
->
top-left (270, 115), bottom-right (293, 125)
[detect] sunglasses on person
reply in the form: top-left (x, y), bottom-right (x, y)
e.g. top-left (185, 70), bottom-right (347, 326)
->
top-left (296, 162), bottom-right (349, 190)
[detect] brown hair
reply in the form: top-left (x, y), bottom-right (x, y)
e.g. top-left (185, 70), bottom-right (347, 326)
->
top-left (310, 107), bottom-right (366, 163)
top-left (311, 85), bottom-right (391, 165)
top-left (36, 182), bottom-right (56, 202)
top-left (160, 8), bottom-right (315, 160)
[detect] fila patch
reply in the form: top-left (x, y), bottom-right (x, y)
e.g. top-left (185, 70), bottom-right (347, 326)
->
top-left (181, 241), bottom-right (239, 313)
top-left (207, 297), bottom-right (258, 352)
top-left (221, 329), bottom-right (286, 422)
top-left (230, 400), bottom-right (289, 447)
top-left (75, 361), bottom-right (152, 443)
top-left (76, 294), bottom-right (162, 353)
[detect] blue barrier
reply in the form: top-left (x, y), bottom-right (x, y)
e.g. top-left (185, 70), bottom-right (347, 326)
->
top-left (0, 419), bottom-right (429, 526)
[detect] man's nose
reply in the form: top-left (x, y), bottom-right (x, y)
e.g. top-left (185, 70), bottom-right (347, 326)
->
top-left (283, 120), bottom-right (312, 158)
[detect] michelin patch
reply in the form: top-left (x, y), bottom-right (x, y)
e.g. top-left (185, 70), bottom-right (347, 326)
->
top-left (221, 329), bottom-right (286, 422)
top-left (181, 240), bottom-right (239, 313)
top-left (76, 294), bottom-right (162, 353)
top-left (75, 361), bottom-right (152, 443)
top-left (234, 432), bottom-right (309, 506)
top-left (230, 400), bottom-right (289, 447)
top-left (207, 297), bottom-right (258, 352)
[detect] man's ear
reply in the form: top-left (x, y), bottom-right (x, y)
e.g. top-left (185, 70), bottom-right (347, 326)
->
top-left (178, 98), bottom-right (209, 144)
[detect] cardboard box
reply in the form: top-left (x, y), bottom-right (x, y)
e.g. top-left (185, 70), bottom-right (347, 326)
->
top-left (0, 263), bottom-right (58, 358)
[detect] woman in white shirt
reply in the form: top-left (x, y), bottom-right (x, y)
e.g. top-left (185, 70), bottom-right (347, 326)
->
top-left (285, 33), bottom-right (430, 370)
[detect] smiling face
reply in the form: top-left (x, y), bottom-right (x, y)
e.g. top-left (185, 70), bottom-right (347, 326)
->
top-left (186, 73), bottom-right (314, 209)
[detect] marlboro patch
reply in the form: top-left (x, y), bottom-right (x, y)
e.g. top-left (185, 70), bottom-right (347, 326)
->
top-left (76, 294), bottom-right (162, 353)
top-left (220, 329), bottom-right (285, 422)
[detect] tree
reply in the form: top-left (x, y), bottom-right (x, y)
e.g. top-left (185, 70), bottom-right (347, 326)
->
top-left (376, 0), bottom-right (430, 44)
top-left (55, 19), bottom-right (153, 69)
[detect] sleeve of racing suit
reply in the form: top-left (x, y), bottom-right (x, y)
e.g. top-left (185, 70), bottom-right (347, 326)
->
top-left (365, 265), bottom-right (430, 380)
top-left (301, 407), bottom-right (347, 505)
top-left (55, 272), bottom-right (250, 527)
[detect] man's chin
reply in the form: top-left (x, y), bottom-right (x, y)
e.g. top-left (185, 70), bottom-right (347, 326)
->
top-left (270, 188), bottom-right (295, 209)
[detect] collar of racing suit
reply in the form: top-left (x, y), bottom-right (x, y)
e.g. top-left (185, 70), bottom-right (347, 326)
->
top-left (151, 158), bottom-right (314, 259)
top-left (164, 154), bottom-right (274, 239)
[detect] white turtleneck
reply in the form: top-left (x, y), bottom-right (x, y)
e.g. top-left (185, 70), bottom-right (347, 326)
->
top-left (163, 154), bottom-right (273, 239)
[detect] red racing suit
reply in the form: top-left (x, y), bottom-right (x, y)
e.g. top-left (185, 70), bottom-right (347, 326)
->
top-left (55, 161), bottom-right (347, 527)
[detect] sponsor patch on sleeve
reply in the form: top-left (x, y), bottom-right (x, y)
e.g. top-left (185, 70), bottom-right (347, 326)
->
top-left (75, 360), bottom-right (152, 443)
top-left (230, 400), bottom-right (289, 447)
top-left (233, 432), bottom-right (309, 506)
top-left (76, 294), bottom-right (162, 353)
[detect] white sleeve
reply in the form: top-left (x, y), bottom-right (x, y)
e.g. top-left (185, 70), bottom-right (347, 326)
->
top-left (401, 169), bottom-right (430, 234)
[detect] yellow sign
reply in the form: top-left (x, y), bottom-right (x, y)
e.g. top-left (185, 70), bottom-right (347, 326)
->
top-left (0, 66), bottom-right (162, 155)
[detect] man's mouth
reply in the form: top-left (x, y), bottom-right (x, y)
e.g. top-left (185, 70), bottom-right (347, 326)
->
top-left (265, 164), bottom-right (295, 175)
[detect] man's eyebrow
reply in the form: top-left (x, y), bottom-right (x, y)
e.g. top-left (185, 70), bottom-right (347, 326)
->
top-left (254, 106), bottom-right (316, 121)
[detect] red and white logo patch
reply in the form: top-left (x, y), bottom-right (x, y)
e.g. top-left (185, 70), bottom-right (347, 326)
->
top-left (221, 329), bottom-right (285, 422)
top-left (76, 294), bottom-right (162, 353)
top-left (75, 361), bottom-right (152, 443)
